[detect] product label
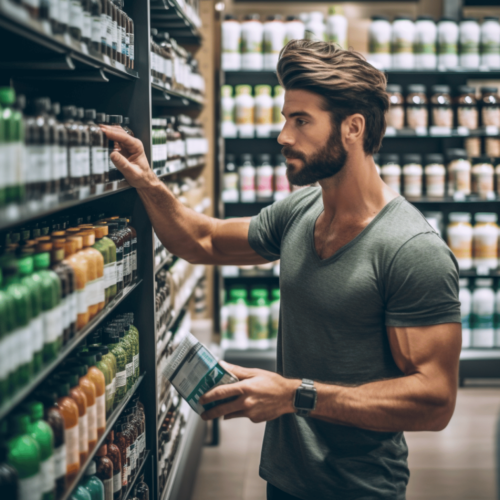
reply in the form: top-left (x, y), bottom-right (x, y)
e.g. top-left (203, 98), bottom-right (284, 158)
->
top-left (274, 170), bottom-right (289, 193)
top-left (133, 353), bottom-right (139, 373)
top-left (112, 20), bottom-right (118, 50)
top-left (31, 316), bottom-right (44, 353)
top-left (77, 287), bottom-right (87, 314)
top-left (126, 362), bottom-right (133, 380)
top-left (44, 305), bottom-right (63, 343)
top-left (255, 104), bottom-right (273, 125)
top-left (65, 425), bottom-right (79, 466)
top-left (471, 313), bottom-right (494, 329)
top-left (236, 105), bottom-right (254, 125)
top-left (393, 38), bottom-right (413, 54)
top-left (240, 172), bottom-right (255, 192)
top-left (96, 393), bottom-right (106, 428)
top-left (249, 307), bottom-right (270, 340)
top-left (426, 174), bottom-right (445, 197)
top-left (103, 477), bottom-right (114, 500)
top-left (53, 444), bottom-right (67, 479)
top-left (451, 169), bottom-right (471, 194)
top-left (106, 15), bottom-right (113, 48)
top-left (474, 232), bottom-right (498, 259)
top-left (79, 414), bottom-right (89, 453)
top-left (27, 145), bottom-right (51, 183)
top-left (457, 107), bottom-right (478, 130)
top-left (41, 456), bottom-right (55, 494)
top-left (113, 472), bottom-right (122, 493)
top-left (121, 26), bottom-right (127, 56)
top-left (438, 41), bottom-right (457, 55)
top-left (19, 474), bottom-right (42, 500)
top-left (18, 325), bottom-right (32, 364)
top-left (91, 147), bottom-right (106, 175)
top-left (447, 230), bottom-right (472, 260)
top-left (369, 38), bottom-right (390, 54)
top-left (80, 148), bottom-right (90, 176)
top-left (101, 13), bottom-right (107, 45)
top-left (86, 279), bottom-right (97, 307)
top-left (129, 34), bottom-right (134, 61)
top-left (116, 24), bottom-right (122, 55)
top-left (97, 276), bottom-right (105, 303)
top-left (59, 0), bottom-right (69, 24)
top-left (92, 15), bottom-right (101, 43)
top-left (117, 261), bottom-right (123, 284)
top-left (482, 107), bottom-right (500, 128)
top-left (87, 402), bottom-right (97, 441)
top-left (116, 370), bottom-right (127, 388)
top-left (432, 107), bottom-right (453, 128)
top-left (82, 11), bottom-right (91, 39)
top-left (257, 172), bottom-right (273, 196)
top-left (69, 147), bottom-right (82, 178)
top-left (403, 174), bottom-right (422, 197)
top-left (132, 238), bottom-right (137, 270)
top-left (70, 1), bottom-right (83, 30)
top-left (71, 292), bottom-right (78, 323)
top-left (110, 262), bottom-right (117, 286)
top-left (472, 172), bottom-right (494, 197)
top-left (460, 40), bottom-right (479, 55)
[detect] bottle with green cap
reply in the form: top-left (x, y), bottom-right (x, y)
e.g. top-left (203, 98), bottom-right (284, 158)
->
top-left (0, 268), bottom-right (16, 402)
top-left (18, 248), bottom-right (45, 373)
top-left (228, 287), bottom-right (249, 348)
top-left (81, 460), bottom-right (105, 500)
top-left (33, 251), bottom-right (63, 360)
top-left (105, 329), bottom-right (128, 407)
top-left (3, 257), bottom-right (34, 387)
top-left (270, 288), bottom-right (280, 343)
top-left (7, 413), bottom-right (42, 500)
top-left (249, 287), bottom-right (270, 348)
top-left (24, 401), bottom-right (55, 500)
top-left (71, 484), bottom-right (92, 500)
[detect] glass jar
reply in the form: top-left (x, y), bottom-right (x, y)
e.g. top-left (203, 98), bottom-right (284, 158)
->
top-left (481, 87), bottom-right (500, 128)
top-left (414, 15), bottom-right (437, 70)
top-left (471, 156), bottom-right (494, 199)
top-left (424, 153), bottom-right (446, 198)
top-left (447, 212), bottom-right (473, 269)
top-left (406, 84), bottom-right (428, 130)
top-left (431, 85), bottom-right (453, 128)
top-left (473, 212), bottom-right (499, 269)
top-left (459, 18), bottom-right (480, 69)
top-left (380, 154), bottom-right (401, 193)
top-left (447, 148), bottom-right (471, 196)
top-left (480, 17), bottom-right (500, 69)
top-left (402, 154), bottom-right (423, 198)
top-left (392, 15), bottom-right (415, 69)
top-left (369, 15), bottom-right (391, 69)
top-left (386, 84), bottom-right (404, 130)
top-left (456, 85), bottom-right (478, 130)
top-left (437, 17), bottom-right (459, 69)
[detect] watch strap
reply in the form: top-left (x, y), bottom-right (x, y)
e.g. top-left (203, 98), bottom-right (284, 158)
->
top-left (294, 378), bottom-right (317, 417)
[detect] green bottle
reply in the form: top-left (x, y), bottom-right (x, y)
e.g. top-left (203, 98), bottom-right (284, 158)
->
top-left (33, 252), bottom-right (63, 361)
top-left (88, 346), bottom-right (114, 417)
top-left (92, 234), bottom-right (110, 304)
top-left (0, 269), bottom-right (16, 402)
top-left (18, 251), bottom-right (45, 373)
top-left (249, 288), bottom-right (270, 345)
top-left (117, 328), bottom-right (134, 391)
top-left (24, 401), bottom-right (55, 500)
top-left (270, 288), bottom-right (280, 341)
top-left (3, 257), bottom-right (34, 387)
top-left (7, 413), bottom-right (42, 500)
top-left (105, 330), bottom-right (128, 408)
top-left (81, 460), bottom-right (105, 500)
top-left (95, 225), bottom-right (117, 301)
top-left (71, 484), bottom-right (92, 500)
top-left (124, 320), bottom-right (139, 381)
top-left (124, 313), bottom-right (139, 379)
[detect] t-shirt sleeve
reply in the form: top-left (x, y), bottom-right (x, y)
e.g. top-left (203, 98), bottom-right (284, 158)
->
top-left (384, 232), bottom-right (461, 327)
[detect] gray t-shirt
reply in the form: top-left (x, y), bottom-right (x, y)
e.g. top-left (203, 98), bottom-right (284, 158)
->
top-left (248, 187), bottom-right (461, 500)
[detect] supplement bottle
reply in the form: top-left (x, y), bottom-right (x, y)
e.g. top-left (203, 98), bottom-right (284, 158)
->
top-left (272, 85), bottom-right (285, 133)
top-left (456, 86), bottom-right (478, 130)
top-left (256, 154), bottom-right (274, 201)
top-left (81, 461), bottom-right (105, 500)
top-left (254, 85), bottom-right (273, 138)
top-left (105, 331), bottom-right (127, 407)
top-left (473, 212), bottom-right (498, 270)
top-left (221, 85), bottom-right (237, 139)
top-left (424, 154), bottom-right (445, 198)
top-left (437, 18), bottom-right (459, 68)
top-left (75, 108), bottom-right (91, 187)
top-left (471, 279), bottom-right (495, 348)
top-left (88, 345), bottom-right (115, 417)
top-left (380, 154), bottom-right (401, 194)
top-left (263, 15), bottom-right (285, 70)
top-left (71, 485), bottom-right (92, 500)
top-left (52, 103), bottom-right (70, 193)
top-left (78, 230), bottom-right (105, 314)
top-left (406, 85), bottom-right (428, 131)
top-left (238, 154), bottom-right (256, 202)
top-left (249, 288), bottom-right (270, 349)
top-left (386, 85), bottom-right (404, 131)
top-left (105, 432), bottom-right (122, 499)
top-left (107, 115), bottom-right (124, 181)
top-left (481, 17), bottom-right (500, 69)
top-left (62, 106), bottom-right (83, 189)
top-left (235, 85), bottom-right (254, 138)
top-left (368, 15), bottom-right (391, 69)
top-left (447, 212), bottom-right (473, 270)
top-left (471, 156), bottom-right (494, 199)
top-left (105, 223), bottom-right (123, 295)
top-left (305, 12), bottom-right (325, 42)
top-left (392, 16), bottom-right (415, 69)
top-left (274, 154), bottom-right (290, 201)
top-left (284, 16), bottom-right (305, 44)
top-left (402, 154), bottom-right (423, 199)
top-left (85, 110), bottom-right (106, 185)
top-left (222, 154), bottom-right (239, 203)
top-left (326, 5), bottom-right (347, 48)
top-left (228, 287), bottom-right (249, 349)
top-left (446, 148), bottom-right (471, 196)
top-left (95, 113), bottom-right (110, 183)
top-left (414, 15), bottom-right (437, 69)
top-left (430, 85), bottom-right (453, 129)
top-left (459, 18), bottom-right (480, 69)
top-left (459, 279), bottom-right (472, 348)
top-left (241, 14), bottom-right (263, 70)
top-left (481, 87), bottom-right (500, 129)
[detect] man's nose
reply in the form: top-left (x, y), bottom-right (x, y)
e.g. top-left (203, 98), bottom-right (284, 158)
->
top-left (277, 121), bottom-right (294, 146)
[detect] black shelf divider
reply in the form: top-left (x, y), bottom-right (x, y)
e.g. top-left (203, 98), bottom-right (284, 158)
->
top-left (122, 449), bottom-right (151, 500)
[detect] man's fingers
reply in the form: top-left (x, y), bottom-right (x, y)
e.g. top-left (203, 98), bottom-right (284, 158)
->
top-left (201, 396), bottom-right (245, 421)
top-left (110, 151), bottom-right (134, 173)
top-left (199, 380), bottom-right (245, 405)
top-left (219, 361), bottom-right (255, 381)
top-left (100, 125), bottom-right (142, 152)
top-left (224, 410), bottom-right (246, 420)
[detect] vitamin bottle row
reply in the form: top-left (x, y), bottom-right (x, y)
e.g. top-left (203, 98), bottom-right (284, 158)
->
top-left (0, 215), bottom-right (138, 404)
top-left (386, 84), bottom-right (500, 132)
top-left (222, 9), bottom-right (348, 71)
top-left (221, 84), bottom-right (285, 138)
top-left (369, 15), bottom-right (500, 70)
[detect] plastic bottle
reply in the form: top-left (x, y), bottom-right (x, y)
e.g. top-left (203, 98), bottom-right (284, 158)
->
top-left (221, 14), bottom-right (241, 70)
top-left (473, 212), bottom-right (498, 270)
top-left (249, 288), bottom-right (270, 349)
top-left (7, 413), bottom-right (41, 500)
top-left (392, 16), bottom-right (415, 69)
top-left (424, 153), bottom-right (446, 198)
top-left (228, 287), bottom-right (249, 349)
top-left (270, 288), bottom-right (280, 344)
top-left (414, 15), bottom-right (437, 69)
top-left (222, 154), bottom-right (239, 202)
top-left (256, 154), bottom-right (274, 201)
top-left (221, 85), bottom-right (237, 139)
top-left (459, 18), bottom-right (480, 69)
top-left (81, 461), bottom-right (105, 500)
top-left (272, 86), bottom-right (285, 134)
top-left (284, 15), bottom-right (305, 44)
top-left (326, 5), bottom-right (347, 48)
top-left (447, 212), bottom-right (473, 270)
top-left (0, 269), bottom-right (15, 403)
top-left (437, 18), bottom-right (459, 69)
top-left (402, 154), bottom-right (423, 199)
top-left (71, 484), bottom-right (92, 500)
top-left (95, 113), bottom-right (110, 183)
top-left (380, 154), bottom-right (401, 194)
top-left (274, 154), bottom-right (290, 201)
top-left (117, 329), bottom-right (134, 391)
top-left (481, 17), bottom-right (500, 69)
top-left (235, 85), bottom-right (254, 138)
top-left (238, 154), bottom-right (256, 202)
top-left (368, 15), bottom-right (392, 69)
top-left (88, 345), bottom-right (115, 417)
top-left (95, 445), bottom-right (113, 500)
top-left (471, 279), bottom-right (495, 348)
top-left (241, 14), bottom-right (263, 70)
top-left (254, 85), bottom-right (273, 138)
top-left (459, 279), bottom-right (472, 348)
top-left (105, 331), bottom-right (127, 408)
top-left (263, 15), bottom-right (285, 70)
top-left (305, 12), bottom-right (325, 41)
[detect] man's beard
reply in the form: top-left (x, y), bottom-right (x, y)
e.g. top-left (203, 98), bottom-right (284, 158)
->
top-left (282, 130), bottom-right (347, 186)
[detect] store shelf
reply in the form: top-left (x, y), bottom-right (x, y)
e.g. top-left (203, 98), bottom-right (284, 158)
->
top-left (0, 280), bottom-right (142, 420)
top-left (152, 78), bottom-right (205, 108)
top-left (122, 450), bottom-right (151, 500)
top-left (0, 0), bottom-right (138, 80)
top-left (59, 373), bottom-right (145, 500)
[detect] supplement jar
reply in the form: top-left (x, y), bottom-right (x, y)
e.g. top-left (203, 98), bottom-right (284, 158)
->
top-left (402, 154), bottom-right (423, 198)
top-left (386, 84), bottom-right (404, 130)
top-left (406, 84), bottom-right (428, 130)
top-left (456, 85), bottom-right (478, 130)
top-left (254, 85), bottom-right (273, 138)
top-left (471, 156), bottom-right (494, 199)
top-left (239, 154), bottom-right (256, 203)
top-left (431, 85), bottom-right (453, 128)
top-left (480, 16), bottom-right (500, 69)
top-left (486, 137), bottom-right (500, 157)
top-left (424, 153), bottom-right (446, 198)
top-left (447, 148), bottom-right (471, 196)
top-left (222, 155), bottom-right (239, 203)
top-left (272, 85), bottom-right (285, 133)
top-left (256, 154), bottom-right (274, 201)
top-left (221, 14), bottom-right (241, 71)
top-left (414, 15), bottom-right (437, 69)
top-left (471, 279), bottom-right (495, 348)
top-left (447, 212), bottom-right (473, 269)
top-left (221, 85), bottom-right (237, 139)
top-left (326, 5), bottom-right (348, 48)
top-left (274, 154), bottom-right (290, 201)
top-left (392, 15), bottom-right (415, 69)
top-left (465, 137), bottom-right (481, 157)
top-left (459, 18), bottom-right (480, 69)
top-left (473, 213), bottom-right (498, 270)
top-left (235, 85), bottom-right (255, 138)
top-left (263, 15), bottom-right (285, 70)
top-left (284, 16), bottom-right (305, 44)
top-left (241, 14), bottom-right (263, 70)
top-left (381, 154), bottom-right (401, 193)
top-left (437, 17), bottom-right (459, 68)
top-left (481, 87), bottom-right (500, 128)
top-left (369, 15), bottom-right (392, 69)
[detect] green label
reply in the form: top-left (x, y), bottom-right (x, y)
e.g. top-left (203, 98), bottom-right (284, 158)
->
top-left (414, 42), bottom-right (435, 55)
top-left (369, 40), bottom-right (390, 54)
top-left (249, 312), bottom-right (269, 340)
top-left (438, 42), bottom-right (457, 55)
top-left (481, 41), bottom-right (500, 55)
top-left (393, 39), bottom-right (413, 53)
top-left (241, 39), bottom-right (262, 54)
top-left (460, 41), bottom-right (479, 55)
top-left (471, 313), bottom-right (494, 329)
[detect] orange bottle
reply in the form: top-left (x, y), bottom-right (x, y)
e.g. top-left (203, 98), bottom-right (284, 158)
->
top-left (78, 352), bottom-right (106, 439)
top-left (64, 237), bottom-right (89, 330)
top-left (58, 371), bottom-right (89, 465)
top-left (51, 379), bottom-right (80, 481)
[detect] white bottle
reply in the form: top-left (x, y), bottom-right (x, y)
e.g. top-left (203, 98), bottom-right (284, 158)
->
top-left (285, 15), bottom-right (305, 44)
top-left (256, 154), bottom-right (274, 200)
top-left (437, 18), bottom-right (459, 69)
top-left (274, 155), bottom-right (290, 201)
top-left (228, 290), bottom-right (249, 349)
top-left (402, 155), bottom-right (423, 198)
top-left (392, 16), bottom-right (415, 69)
top-left (459, 279), bottom-right (472, 348)
top-left (272, 85), bottom-right (285, 133)
top-left (414, 15), bottom-right (437, 69)
top-left (241, 14), bottom-right (263, 70)
top-left (221, 14), bottom-right (241, 71)
top-left (305, 12), bottom-right (326, 41)
top-left (234, 85), bottom-right (255, 138)
top-left (368, 15), bottom-right (392, 70)
top-left (254, 85), bottom-right (274, 138)
top-left (263, 15), bottom-right (286, 70)
top-left (459, 18), bottom-right (480, 69)
top-left (221, 85), bottom-right (237, 139)
top-left (471, 279), bottom-right (495, 348)
top-left (326, 5), bottom-right (348, 48)
top-left (239, 155), bottom-right (256, 202)
top-left (380, 155), bottom-right (401, 194)
top-left (481, 17), bottom-right (500, 69)
top-left (447, 212), bottom-right (473, 270)
top-left (222, 155), bottom-right (239, 203)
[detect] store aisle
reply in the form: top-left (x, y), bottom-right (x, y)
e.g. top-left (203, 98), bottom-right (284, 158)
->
top-left (192, 388), bottom-right (500, 500)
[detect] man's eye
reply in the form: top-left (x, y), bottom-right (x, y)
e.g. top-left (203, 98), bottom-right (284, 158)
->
top-left (296, 119), bottom-right (307, 126)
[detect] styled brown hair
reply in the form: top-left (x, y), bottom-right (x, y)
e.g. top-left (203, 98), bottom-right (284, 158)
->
top-left (276, 40), bottom-right (389, 155)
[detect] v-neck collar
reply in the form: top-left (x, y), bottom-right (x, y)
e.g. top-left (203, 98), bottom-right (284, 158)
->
top-left (309, 196), bottom-right (403, 266)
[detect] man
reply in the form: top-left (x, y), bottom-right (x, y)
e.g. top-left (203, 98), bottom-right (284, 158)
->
top-left (101, 41), bottom-right (461, 500)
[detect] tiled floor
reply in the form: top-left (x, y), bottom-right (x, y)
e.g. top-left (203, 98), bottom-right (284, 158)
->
top-left (191, 388), bottom-right (500, 500)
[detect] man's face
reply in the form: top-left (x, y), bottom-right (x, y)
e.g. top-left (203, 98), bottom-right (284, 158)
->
top-left (278, 89), bottom-right (347, 186)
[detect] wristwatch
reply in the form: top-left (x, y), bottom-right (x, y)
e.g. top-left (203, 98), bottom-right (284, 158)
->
top-left (293, 379), bottom-right (317, 417)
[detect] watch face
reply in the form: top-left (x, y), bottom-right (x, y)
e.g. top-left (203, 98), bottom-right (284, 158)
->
top-left (295, 386), bottom-right (316, 410)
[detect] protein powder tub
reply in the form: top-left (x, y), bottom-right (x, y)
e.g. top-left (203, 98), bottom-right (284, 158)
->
top-left (402, 154), bottom-right (423, 198)
top-left (471, 156), bottom-right (494, 199)
top-left (263, 15), bottom-right (285, 70)
top-left (305, 12), bottom-right (326, 41)
top-left (471, 279), bottom-right (495, 348)
top-left (368, 15), bottom-right (392, 69)
top-left (480, 16), bottom-right (500, 69)
top-left (406, 84), bottom-right (428, 131)
top-left (380, 154), bottom-right (401, 193)
top-left (424, 153), bottom-right (446, 198)
top-left (235, 85), bottom-right (254, 138)
top-left (241, 14), bottom-right (263, 70)
top-left (459, 279), bottom-right (472, 348)
top-left (473, 212), bottom-right (498, 269)
top-left (414, 15), bottom-right (437, 69)
top-left (447, 148), bottom-right (471, 196)
top-left (392, 15), bottom-right (415, 69)
top-left (254, 85), bottom-right (273, 138)
top-left (272, 86), bottom-right (285, 133)
top-left (437, 17), bottom-right (459, 69)
top-left (431, 85), bottom-right (453, 129)
top-left (284, 16), bottom-right (305, 44)
top-left (386, 85), bottom-right (404, 131)
top-left (459, 18), bottom-right (480, 69)
top-left (239, 154), bottom-right (256, 202)
top-left (221, 85), bottom-right (237, 139)
top-left (221, 14), bottom-right (241, 71)
top-left (447, 212), bottom-right (473, 269)
top-left (456, 85), bottom-right (478, 130)
top-left (481, 87), bottom-right (500, 129)
top-left (274, 154), bottom-right (290, 201)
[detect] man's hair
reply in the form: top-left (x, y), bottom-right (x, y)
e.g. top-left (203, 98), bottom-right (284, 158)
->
top-left (276, 40), bottom-right (389, 155)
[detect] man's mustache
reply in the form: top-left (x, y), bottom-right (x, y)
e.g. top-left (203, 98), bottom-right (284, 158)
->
top-left (281, 147), bottom-right (306, 161)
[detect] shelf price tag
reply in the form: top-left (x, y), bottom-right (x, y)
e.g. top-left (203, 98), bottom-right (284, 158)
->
top-left (384, 127), bottom-right (397, 137)
top-left (456, 127), bottom-right (470, 136)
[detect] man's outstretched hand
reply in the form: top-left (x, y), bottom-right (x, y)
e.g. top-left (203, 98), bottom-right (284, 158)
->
top-left (199, 361), bottom-right (300, 423)
top-left (100, 125), bottom-right (160, 190)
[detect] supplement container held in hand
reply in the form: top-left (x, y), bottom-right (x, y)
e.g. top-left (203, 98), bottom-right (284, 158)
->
top-left (162, 333), bottom-right (239, 415)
